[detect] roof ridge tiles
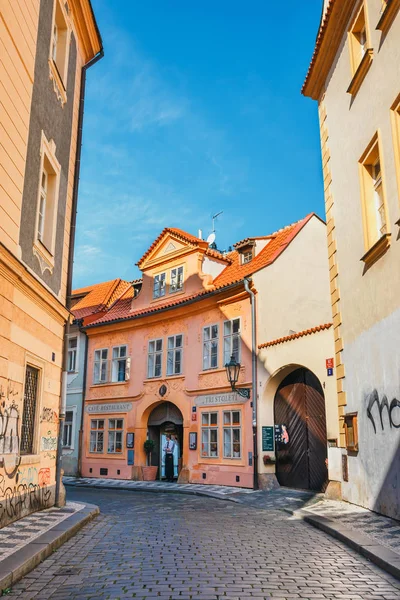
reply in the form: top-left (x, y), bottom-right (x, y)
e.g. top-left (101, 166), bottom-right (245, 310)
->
top-left (258, 323), bottom-right (333, 349)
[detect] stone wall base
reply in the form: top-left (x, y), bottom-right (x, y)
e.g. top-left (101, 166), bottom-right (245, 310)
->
top-left (325, 480), bottom-right (342, 500)
top-left (258, 473), bottom-right (280, 491)
top-left (178, 468), bottom-right (190, 484)
top-left (0, 483), bottom-right (57, 529)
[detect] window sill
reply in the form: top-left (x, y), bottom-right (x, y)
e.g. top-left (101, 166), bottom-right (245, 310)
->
top-left (361, 233), bottom-right (391, 267)
top-left (48, 59), bottom-right (67, 106)
top-left (90, 381), bottom-right (128, 388)
top-left (199, 366), bottom-right (244, 376)
top-left (376, 0), bottom-right (400, 35)
top-left (165, 374), bottom-right (185, 380)
top-left (20, 454), bottom-right (41, 465)
top-left (347, 49), bottom-right (373, 97)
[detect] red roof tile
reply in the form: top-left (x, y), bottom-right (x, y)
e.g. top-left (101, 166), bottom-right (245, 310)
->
top-left (137, 227), bottom-right (205, 267)
top-left (258, 323), bottom-right (333, 349)
top-left (72, 278), bottom-right (130, 321)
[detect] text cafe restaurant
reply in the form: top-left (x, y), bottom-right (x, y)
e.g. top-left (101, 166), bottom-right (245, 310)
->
top-left (84, 385), bottom-right (255, 488)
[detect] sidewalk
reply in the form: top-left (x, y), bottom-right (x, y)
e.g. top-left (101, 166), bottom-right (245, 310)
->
top-left (0, 501), bottom-right (98, 593)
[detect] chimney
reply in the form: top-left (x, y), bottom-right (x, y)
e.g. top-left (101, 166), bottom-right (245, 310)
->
top-left (198, 229), bottom-right (203, 240)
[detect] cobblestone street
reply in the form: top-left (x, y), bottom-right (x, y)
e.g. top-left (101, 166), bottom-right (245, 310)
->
top-left (5, 488), bottom-right (400, 600)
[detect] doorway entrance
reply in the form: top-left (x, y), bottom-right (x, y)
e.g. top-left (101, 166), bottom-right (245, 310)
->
top-left (147, 402), bottom-right (183, 481)
top-left (274, 368), bottom-right (328, 491)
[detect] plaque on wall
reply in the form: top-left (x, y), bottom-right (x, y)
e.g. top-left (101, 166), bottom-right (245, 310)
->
top-left (86, 402), bottom-right (133, 414)
top-left (194, 392), bottom-right (246, 407)
top-left (189, 432), bottom-right (197, 450)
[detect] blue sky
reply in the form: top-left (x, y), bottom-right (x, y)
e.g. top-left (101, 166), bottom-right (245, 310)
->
top-left (73, 0), bottom-right (323, 288)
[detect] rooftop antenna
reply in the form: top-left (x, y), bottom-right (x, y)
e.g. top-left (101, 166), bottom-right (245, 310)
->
top-left (207, 211), bottom-right (223, 247)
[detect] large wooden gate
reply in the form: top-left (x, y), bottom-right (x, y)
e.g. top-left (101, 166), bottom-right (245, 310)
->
top-left (274, 368), bottom-right (328, 491)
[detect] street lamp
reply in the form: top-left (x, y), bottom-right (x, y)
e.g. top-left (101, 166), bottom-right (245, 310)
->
top-left (225, 355), bottom-right (250, 399)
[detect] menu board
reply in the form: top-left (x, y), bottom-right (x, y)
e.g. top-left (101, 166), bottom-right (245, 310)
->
top-left (262, 426), bottom-right (274, 452)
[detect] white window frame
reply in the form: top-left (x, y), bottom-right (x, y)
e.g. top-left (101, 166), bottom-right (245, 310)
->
top-left (167, 334), bottom-right (183, 376)
top-left (153, 272), bottom-right (166, 299)
top-left (223, 410), bottom-right (242, 459)
top-left (93, 348), bottom-right (108, 384)
top-left (241, 250), bottom-right (253, 264)
top-left (62, 406), bottom-right (77, 450)
top-left (111, 345), bottom-right (128, 382)
top-left (169, 265), bottom-right (184, 294)
top-left (372, 159), bottom-right (387, 238)
top-left (223, 318), bottom-right (241, 365)
top-left (49, 0), bottom-right (71, 88)
top-left (107, 419), bottom-right (124, 454)
top-left (203, 324), bottom-right (219, 370)
top-left (201, 412), bottom-right (219, 458)
top-left (147, 339), bottom-right (163, 378)
top-left (89, 419), bottom-right (105, 453)
top-left (67, 335), bottom-right (78, 373)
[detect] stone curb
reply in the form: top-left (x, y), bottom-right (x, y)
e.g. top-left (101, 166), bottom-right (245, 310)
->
top-left (0, 502), bottom-right (99, 594)
top-left (64, 481), bottom-right (242, 503)
top-left (284, 508), bottom-right (400, 581)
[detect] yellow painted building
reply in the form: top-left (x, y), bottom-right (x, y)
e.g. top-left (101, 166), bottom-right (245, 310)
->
top-left (303, 0), bottom-right (400, 518)
top-left (0, 0), bottom-right (102, 526)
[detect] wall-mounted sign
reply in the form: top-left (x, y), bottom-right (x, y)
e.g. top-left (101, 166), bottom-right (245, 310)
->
top-left (194, 392), bottom-right (246, 407)
top-left (262, 426), bottom-right (274, 452)
top-left (326, 358), bottom-right (334, 369)
top-left (127, 450), bottom-right (134, 466)
top-left (189, 432), bottom-right (197, 450)
top-left (126, 432), bottom-right (134, 448)
top-left (191, 413), bottom-right (197, 421)
top-left (86, 402), bottom-right (133, 414)
top-left (327, 368), bottom-right (333, 376)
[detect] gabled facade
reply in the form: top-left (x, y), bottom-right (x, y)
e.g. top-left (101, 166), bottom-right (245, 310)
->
top-left (79, 215), bottom-right (338, 491)
top-left (303, 0), bottom-right (400, 517)
top-left (0, 0), bottom-right (102, 526)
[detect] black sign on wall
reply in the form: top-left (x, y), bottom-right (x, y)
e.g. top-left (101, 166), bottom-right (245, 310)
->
top-left (262, 426), bottom-right (274, 452)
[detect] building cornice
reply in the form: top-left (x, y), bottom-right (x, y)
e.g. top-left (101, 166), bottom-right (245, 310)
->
top-left (69, 0), bottom-right (102, 63)
top-left (302, 0), bottom-right (357, 100)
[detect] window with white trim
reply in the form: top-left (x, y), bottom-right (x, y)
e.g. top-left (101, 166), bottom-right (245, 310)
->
top-left (223, 410), bottom-right (241, 458)
top-left (107, 419), bottom-right (123, 453)
top-left (153, 273), bottom-right (166, 299)
top-left (203, 325), bottom-right (218, 370)
top-left (148, 339), bottom-right (163, 378)
top-left (89, 419), bottom-right (104, 453)
top-left (167, 334), bottom-right (183, 376)
top-left (241, 249), bottom-right (253, 264)
top-left (50, 0), bottom-right (70, 86)
top-left (111, 346), bottom-right (128, 382)
top-left (223, 318), bottom-right (241, 365)
top-left (62, 410), bottom-right (73, 448)
top-left (36, 154), bottom-right (59, 254)
top-left (67, 337), bottom-right (77, 373)
top-left (94, 349), bottom-right (108, 384)
top-left (201, 412), bottom-right (218, 458)
top-left (170, 266), bottom-right (184, 293)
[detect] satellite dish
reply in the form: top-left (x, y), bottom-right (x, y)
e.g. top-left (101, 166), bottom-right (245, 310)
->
top-left (207, 232), bottom-right (216, 246)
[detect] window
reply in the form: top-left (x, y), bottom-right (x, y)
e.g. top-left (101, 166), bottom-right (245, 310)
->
top-left (148, 339), bottom-right (163, 378)
top-left (359, 134), bottom-right (390, 262)
top-left (21, 366), bottom-right (39, 454)
top-left (242, 250), bottom-right (253, 264)
top-left (201, 412), bottom-right (218, 457)
top-left (167, 335), bottom-right (183, 376)
top-left (223, 318), bottom-right (241, 365)
top-left (111, 346), bottom-right (128, 382)
top-left (36, 151), bottom-right (59, 255)
top-left (203, 325), bottom-right (219, 370)
top-left (153, 273), bottom-right (166, 299)
top-left (50, 0), bottom-right (70, 86)
top-left (63, 410), bottom-right (73, 448)
top-left (90, 420), bottom-right (105, 453)
top-left (348, 4), bottom-right (368, 74)
top-left (94, 349), bottom-right (108, 384)
top-left (108, 419), bottom-right (123, 453)
top-left (223, 411), bottom-right (241, 458)
top-left (391, 94), bottom-right (400, 202)
top-left (67, 337), bottom-right (77, 373)
top-left (170, 266), bottom-right (184, 293)
top-left (344, 413), bottom-right (358, 452)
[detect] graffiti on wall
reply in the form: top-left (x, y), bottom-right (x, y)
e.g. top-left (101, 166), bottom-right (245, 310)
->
top-left (0, 470), bottom-right (52, 525)
top-left (366, 389), bottom-right (400, 434)
top-left (0, 383), bottom-right (21, 478)
top-left (41, 431), bottom-right (57, 451)
top-left (40, 407), bottom-right (58, 424)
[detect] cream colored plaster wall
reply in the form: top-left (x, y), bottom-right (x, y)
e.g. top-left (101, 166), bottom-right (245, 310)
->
top-left (0, 1), bottom-right (40, 256)
top-left (253, 216), bottom-right (332, 344)
top-left (322, 2), bottom-right (400, 344)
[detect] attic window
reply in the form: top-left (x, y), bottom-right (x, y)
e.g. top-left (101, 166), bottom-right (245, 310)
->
top-left (242, 250), bottom-right (253, 264)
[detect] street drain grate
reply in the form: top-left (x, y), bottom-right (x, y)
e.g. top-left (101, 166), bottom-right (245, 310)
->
top-left (55, 566), bottom-right (82, 576)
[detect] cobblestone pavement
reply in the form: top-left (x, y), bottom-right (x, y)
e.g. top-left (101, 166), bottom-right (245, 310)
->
top-left (6, 488), bottom-right (400, 600)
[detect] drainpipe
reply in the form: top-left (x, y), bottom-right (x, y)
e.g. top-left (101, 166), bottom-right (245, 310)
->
top-left (244, 277), bottom-right (258, 491)
top-left (55, 47), bottom-right (104, 506)
top-left (77, 327), bottom-right (89, 477)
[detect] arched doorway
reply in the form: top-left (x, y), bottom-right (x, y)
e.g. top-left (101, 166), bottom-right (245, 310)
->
top-left (274, 368), bottom-right (328, 491)
top-left (147, 402), bottom-right (183, 480)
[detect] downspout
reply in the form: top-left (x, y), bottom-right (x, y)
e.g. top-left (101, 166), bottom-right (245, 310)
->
top-left (78, 328), bottom-right (89, 477)
top-left (244, 277), bottom-right (258, 490)
top-left (55, 47), bottom-right (104, 506)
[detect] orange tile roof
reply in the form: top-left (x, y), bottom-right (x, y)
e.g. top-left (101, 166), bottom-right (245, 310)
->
top-left (213, 214), bottom-right (315, 287)
top-left (258, 323), bottom-right (333, 349)
top-left (137, 227), bottom-right (205, 267)
top-left (72, 278), bottom-right (130, 321)
top-left (87, 280), bottom-right (244, 327)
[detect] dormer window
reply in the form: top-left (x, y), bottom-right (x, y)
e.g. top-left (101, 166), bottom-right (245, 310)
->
top-left (153, 273), bottom-right (166, 299)
top-left (170, 266), bottom-right (184, 293)
top-left (242, 249), bottom-right (253, 264)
